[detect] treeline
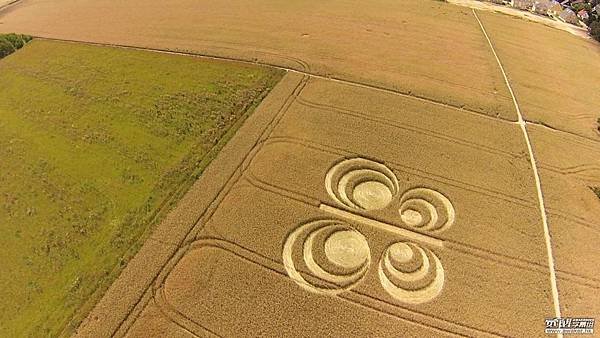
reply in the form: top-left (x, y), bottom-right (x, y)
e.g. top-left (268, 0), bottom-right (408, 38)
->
top-left (591, 21), bottom-right (600, 42)
top-left (0, 33), bottom-right (32, 59)
top-left (573, 2), bottom-right (600, 42)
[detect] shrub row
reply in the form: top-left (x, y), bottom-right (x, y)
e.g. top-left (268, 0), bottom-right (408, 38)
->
top-left (0, 33), bottom-right (32, 59)
top-left (591, 21), bottom-right (600, 42)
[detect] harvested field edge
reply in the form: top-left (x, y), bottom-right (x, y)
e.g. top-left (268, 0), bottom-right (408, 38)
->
top-left (0, 0), bottom-right (20, 11)
top-left (472, 9), bottom-right (562, 321)
top-left (61, 70), bottom-right (284, 336)
top-left (39, 38), bottom-right (600, 148)
top-left (524, 121), bottom-right (600, 146)
top-left (448, 0), bottom-right (589, 40)
top-left (43, 60), bottom-right (285, 335)
top-left (0, 0), bottom-right (22, 16)
top-left (36, 37), bottom-right (522, 125)
top-left (122, 74), bottom-right (308, 337)
top-left (74, 73), bottom-right (307, 337)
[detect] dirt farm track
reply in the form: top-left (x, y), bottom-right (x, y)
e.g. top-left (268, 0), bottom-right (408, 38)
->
top-left (1, 0), bottom-right (600, 337)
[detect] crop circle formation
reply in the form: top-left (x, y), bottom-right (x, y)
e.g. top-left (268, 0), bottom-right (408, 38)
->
top-left (282, 220), bottom-right (371, 294)
top-left (398, 188), bottom-right (455, 232)
top-left (378, 241), bottom-right (445, 304)
top-left (325, 158), bottom-right (399, 211)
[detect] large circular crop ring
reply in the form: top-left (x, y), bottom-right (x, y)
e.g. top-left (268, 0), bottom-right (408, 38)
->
top-left (378, 241), bottom-right (445, 304)
top-left (325, 158), bottom-right (399, 211)
top-left (398, 188), bottom-right (455, 232)
top-left (282, 220), bottom-right (371, 294)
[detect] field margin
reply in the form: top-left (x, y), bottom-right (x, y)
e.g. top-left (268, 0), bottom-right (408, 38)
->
top-left (73, 72), bottom-right (305, 337)
top-left (53, 66), bottom-right (283, 336)
top-left (472, 8), bottom-right (562, 326)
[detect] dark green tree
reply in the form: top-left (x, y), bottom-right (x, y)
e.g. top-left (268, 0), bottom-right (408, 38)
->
top-left (0, 36), bottom-right (16, 58)
top-left (3, 33), bottom-right (24, 49)
top-left (591, 20), bottom-right (600, 42)
top-left (0, 33), bottom-right (32, 59)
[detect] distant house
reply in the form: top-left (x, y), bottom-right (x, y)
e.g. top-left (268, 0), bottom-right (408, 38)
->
top-left (577, 9), bottom-right (589, 21)
top-left (512, 0), bottom-right (535, 10)
top-left (532, 0), bottom-right (553, 14)
top-left (546, 0), bottom-right (562, 18)
top-left (547, 1), bottom-right (563, 17)
top-left (559, 8), bottom-right (579, 24)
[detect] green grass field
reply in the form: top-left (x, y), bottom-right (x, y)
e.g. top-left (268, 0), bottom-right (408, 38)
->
top-left (0, 39), bottom-right (283, 337)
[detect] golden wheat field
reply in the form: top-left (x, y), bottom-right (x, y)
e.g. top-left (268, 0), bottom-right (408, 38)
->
top-left (0, 0), bottom-right (598, 337)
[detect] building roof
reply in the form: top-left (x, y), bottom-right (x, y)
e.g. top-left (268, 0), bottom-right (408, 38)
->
top-left (559, 7), bottom-right (579, 24)
top-left (576, 9), bottom-right (589, 22)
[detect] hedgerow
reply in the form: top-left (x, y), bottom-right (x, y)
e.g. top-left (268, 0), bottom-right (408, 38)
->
top-left (0, 33), bottom-right (32, 59)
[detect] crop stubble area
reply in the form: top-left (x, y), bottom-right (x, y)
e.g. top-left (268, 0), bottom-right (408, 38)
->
top-left (0, 0), bottom-right (518, 120)
top-left (476, 11), bottom-right (600, 318)
top-left (0, 39), bottom-right (282, 336)
top-left (477, 12), bottom-right (600, 139)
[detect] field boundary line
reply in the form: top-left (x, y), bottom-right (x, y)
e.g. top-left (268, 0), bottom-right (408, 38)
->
top-left (39, 36), bottom-right (600, 146)
top-left (34, 37), bottom-right (523, 125)
top-left (472, 9), bottom-right (562, 325)
top-left (525, 120), bottom-right (600, 146)
top-left (118, 75), bottom-right (308, 337)
top-left (0, 0), bottom-right (20, 12)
